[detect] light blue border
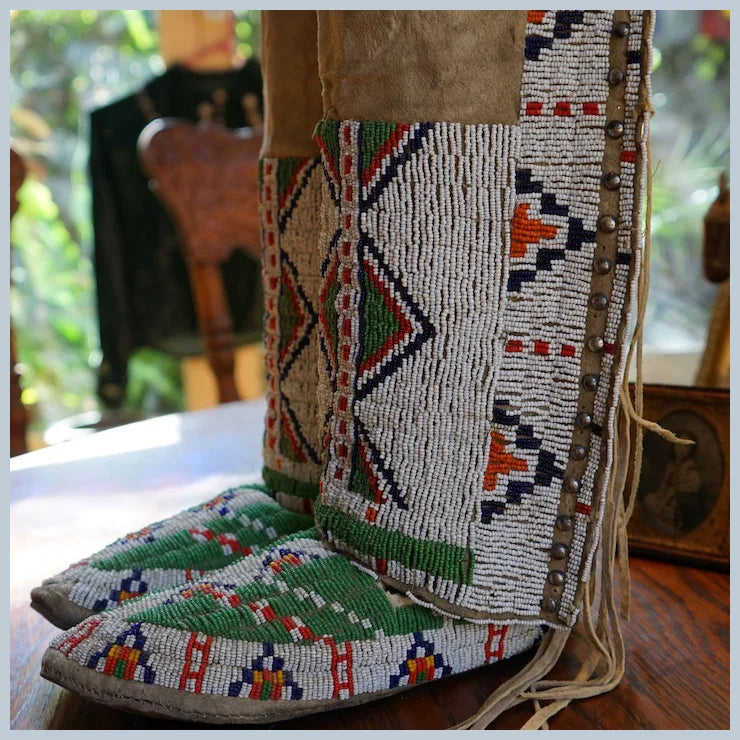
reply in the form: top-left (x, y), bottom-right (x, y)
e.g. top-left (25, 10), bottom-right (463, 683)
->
top-left (728, 4), bottom-right (737, 737)
top-left (4, 5), bottom-right (734, 737)
top-left (2, 4), bottom-right (10, 738)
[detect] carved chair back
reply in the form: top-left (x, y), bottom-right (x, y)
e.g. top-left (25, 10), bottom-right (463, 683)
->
top-left (138, 119), bottom-right (262, 404)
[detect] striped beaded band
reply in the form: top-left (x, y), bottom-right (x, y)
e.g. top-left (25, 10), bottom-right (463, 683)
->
top-left (260, 157), bottom-right (323, 509)
top-left (314, 10), bottom-right (652, 627)
top-left (544, 9), bottom-right (653, 623)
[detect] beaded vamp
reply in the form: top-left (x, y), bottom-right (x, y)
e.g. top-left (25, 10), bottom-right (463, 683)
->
top-left (32, 159), bottom-right (328, 629)
top-left (32, 485), bottom-right (312, 627)
top-left (45, 528), bottom-right (543, 712)
top-left (314, 10), bottom-right (649, 626)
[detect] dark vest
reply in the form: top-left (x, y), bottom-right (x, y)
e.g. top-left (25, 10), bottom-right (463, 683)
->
top-left (90, 60), bottom-right (264, 408)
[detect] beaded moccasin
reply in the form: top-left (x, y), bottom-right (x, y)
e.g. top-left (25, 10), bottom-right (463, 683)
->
top-left (32, 150), bottom-right (326, 630)
top-left (41, 528), bottom-right (543, 723)
top-left (31, 485), bottom-right (313, 630)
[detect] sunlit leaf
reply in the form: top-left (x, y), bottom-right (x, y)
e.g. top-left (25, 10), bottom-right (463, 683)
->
top-left (652, 47), bottom-right (662, 70)
top-left (17, 179), bottom-right (58, 220)
top-left (10, 105), bottom-right (52, 139)
top-left (122, 9), bottom-right (156, 51)
top-left (21, 387), bottom-right (39, 405)
top-left (51, 316), bottom-right (85, 345)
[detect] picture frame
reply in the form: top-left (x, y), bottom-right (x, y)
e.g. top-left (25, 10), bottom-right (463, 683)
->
top-left (626, 383), bottom-right (729, 570)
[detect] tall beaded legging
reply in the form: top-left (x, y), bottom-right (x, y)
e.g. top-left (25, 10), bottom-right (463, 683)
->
top-left (266, 9), bottom-right (647, 627)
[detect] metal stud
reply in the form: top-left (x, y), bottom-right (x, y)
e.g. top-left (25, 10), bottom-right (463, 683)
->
top-left (603, 172), bottom-right (621, 190)
top-left (563, 476), bottom-right (581, 494)
top-left (548, 571), bottom-right (566, 587)
top-left (551, 542), bottom-right (569, 559)
top-left (582, 373), bottom-right (600, 391)
top-left (590, 292), bottom-right (609, 311)
top-left (606, 120), bottom-right (625, 139)
top-left (613, 20), bottom-right (630, 37)
top-left (541, 597), bottom-right (558, 612)
top-left (598, 215), bottom-right (617, 233)
top-left (594, 256), bottom-right (612, 275)
top-left (608, 68), bottom-right (625, 86)
top-left (575, 412), bottom-right (592, 429)
top-left (587, 335), bottom-right (605, 353)
top-left (569, 444), bottom-right (587, 461)
top-left (556, 514), bottom-right (574, 531)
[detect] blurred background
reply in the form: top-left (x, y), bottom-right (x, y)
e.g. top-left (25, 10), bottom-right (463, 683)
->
top-left (8, 10), bottom-right (731, 451)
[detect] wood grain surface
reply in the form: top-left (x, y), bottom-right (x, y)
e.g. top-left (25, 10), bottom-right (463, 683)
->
top-left (9, 401), bottom-right (729, 730)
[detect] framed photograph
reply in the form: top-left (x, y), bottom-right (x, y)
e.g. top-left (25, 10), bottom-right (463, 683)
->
top-left (626, 384), bottom-right (729, 570)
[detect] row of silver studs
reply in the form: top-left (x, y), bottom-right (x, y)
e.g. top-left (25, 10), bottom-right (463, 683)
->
top-left (550, 10), bottom-right (649, 619)
top-left (541, 11), bottom-right (636, 616)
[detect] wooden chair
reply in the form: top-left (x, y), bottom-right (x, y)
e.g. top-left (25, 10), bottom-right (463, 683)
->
top-left (10, 148), bottom-right (28, 456)
top-left (137, 119), bottom-right (262, 404)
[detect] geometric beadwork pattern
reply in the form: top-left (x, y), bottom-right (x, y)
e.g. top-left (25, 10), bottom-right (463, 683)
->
top-left (261, 158), bottom-right (324, 509)
top-left (388, 633), bottom-right (452, 688)
top-left (314, 11), bottom-right (649, 627)
top-left (44, 485), bottom-right (313, 615)
top-left (86, 621), bottom-right (156, 684)
top-left (496, 10), bottom-right (648, 624)
top-left (48, 528), bottom-right (543, 703)
top-left (475, 10), bottom-right (619, 622)
top-left (228, 643), bottom-right (303, 699)
top-left (315, 119), bottom-right (520, 596)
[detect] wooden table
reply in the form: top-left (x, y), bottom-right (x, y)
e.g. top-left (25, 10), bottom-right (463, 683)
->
top-left (10, 401), bottom-right (730, 730)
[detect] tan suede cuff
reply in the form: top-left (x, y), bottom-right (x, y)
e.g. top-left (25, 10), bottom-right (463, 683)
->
top-left (260, 10), bottom-right (323, 158)
top-left (317, 10), bottom-right (527, 125)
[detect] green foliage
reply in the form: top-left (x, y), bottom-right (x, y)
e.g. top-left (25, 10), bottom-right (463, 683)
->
top-left (126, 349), bottom-right (184, 414)
top-left (9, 11), bottom-right (260, 434)
top-left (8, 10), bottom-right (730, 431)
top-left (235, 10), bottom-right (260, 59)
top-left (11, 177), bottom-right (98, 422)
top-left (10, 10), bottom-right (169, 431)
top-left (647, 11), bottom-right (730, 352)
